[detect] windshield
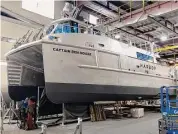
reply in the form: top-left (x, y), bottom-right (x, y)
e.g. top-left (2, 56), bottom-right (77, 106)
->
top-left (46, 21), bottom-right (79, 35)
top-left (46, 25), bottom-right (55, 35)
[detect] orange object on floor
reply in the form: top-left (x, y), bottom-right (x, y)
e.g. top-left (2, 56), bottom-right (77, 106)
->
top-left (27, 113), bottom-right (33, 129)
top-left (26, 99), bottom-right (36, 130)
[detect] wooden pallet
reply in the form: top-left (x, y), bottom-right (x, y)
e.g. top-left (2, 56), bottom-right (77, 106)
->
top-left (89, 104), bottom-right (106, 122)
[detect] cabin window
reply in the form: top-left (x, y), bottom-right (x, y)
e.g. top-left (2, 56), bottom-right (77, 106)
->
top-left (71, 21), bottom-right (78, 33)
top-left (54, 24), bottom-right (62, 33)
top-left (63, 23), bottom-right (71, 33)
top-left (53, 23), bottom-right (71, 33)
top-left (54, 21), bottom-right (78, 34)
top-left (94, 29), bottom-right (101, 35)
top-left (79, 26), bottom-right (87, 33)
top-left (46, 25), bottom-right (55, 35)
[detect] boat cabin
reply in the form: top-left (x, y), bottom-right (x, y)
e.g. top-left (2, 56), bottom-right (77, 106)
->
top-left (44, 18), bottom-right (101, 37)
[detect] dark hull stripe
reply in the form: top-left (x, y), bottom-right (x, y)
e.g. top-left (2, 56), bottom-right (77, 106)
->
top-left (8, 86), bottom-right (43, 101)
top-left (45, 82), bottom-right (160, 104)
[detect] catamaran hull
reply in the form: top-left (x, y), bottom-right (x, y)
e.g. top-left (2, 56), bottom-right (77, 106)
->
top-left (5, 38), bottom-right (177, 104)
top-left (41, 41), bottom-right (175, 103)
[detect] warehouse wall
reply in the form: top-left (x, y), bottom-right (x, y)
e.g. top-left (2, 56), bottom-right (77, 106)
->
top-left (1, 1), bottom-right (52, 25)
top-left (1, 19), bottom-right (31, 60)
top-left (1, 0), bottom-right (66, 23)
top-left (54, 1), bottom-right (65, 19)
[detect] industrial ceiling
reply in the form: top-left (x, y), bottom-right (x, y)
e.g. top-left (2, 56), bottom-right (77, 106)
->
top-left (1, 0), bottom-right (178, 64)
top-left (78, 1), bottom-right (178, 63)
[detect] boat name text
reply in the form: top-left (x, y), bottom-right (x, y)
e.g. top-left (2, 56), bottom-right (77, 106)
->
top-left (139, 63), bottom-right (156, 70)
top-left (53, 48), bottom-right (91, 56)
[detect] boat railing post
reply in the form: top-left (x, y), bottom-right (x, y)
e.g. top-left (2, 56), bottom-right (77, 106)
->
top-left (62, 103), bottom-right (66, 126)
top-left (36, 86), bottom-right (40, 122)
top-left (8, 102), bottom-right (12, 124)
top-left (79, 117), bottom-right (82, 134)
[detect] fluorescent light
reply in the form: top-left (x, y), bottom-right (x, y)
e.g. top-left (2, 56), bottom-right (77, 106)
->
top-left (115, 34), bottom-right (120, 39)
top-left (160, 35), bottom-right (167, 41)
top-left (0, 61), bottom-right (7, 66)
top-left (89, 14), bottom-right (98, 25)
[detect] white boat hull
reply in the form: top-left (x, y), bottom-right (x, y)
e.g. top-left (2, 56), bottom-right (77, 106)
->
top-left (5, 36), bottom-right (177, 103)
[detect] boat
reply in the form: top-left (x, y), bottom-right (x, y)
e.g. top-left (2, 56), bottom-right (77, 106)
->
top-left (5, 17), bottom-right (178, 104)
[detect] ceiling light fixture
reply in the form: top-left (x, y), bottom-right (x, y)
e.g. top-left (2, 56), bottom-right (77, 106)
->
top-left (89, 14), bottom-right (98, 25)
top-left (115, 34), bottom-right (120, 39)
top-left (160, 35), bottom-right (167, 41)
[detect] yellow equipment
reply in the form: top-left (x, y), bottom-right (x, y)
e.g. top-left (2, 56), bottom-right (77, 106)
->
top-left (154, 45), bottom-right (178, 52)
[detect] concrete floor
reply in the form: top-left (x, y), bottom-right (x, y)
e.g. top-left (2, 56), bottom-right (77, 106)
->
top-left (2, 112), bottom-right (161, 134)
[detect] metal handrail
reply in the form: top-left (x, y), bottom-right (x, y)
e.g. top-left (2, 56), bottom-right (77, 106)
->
top-left (13, 23), bottom-right (154, 55)
top-left (14, 28), bottom-right (44, 48)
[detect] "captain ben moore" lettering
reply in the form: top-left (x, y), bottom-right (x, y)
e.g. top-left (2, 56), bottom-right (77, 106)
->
top-left (53, 48), bottom-right (91, 56)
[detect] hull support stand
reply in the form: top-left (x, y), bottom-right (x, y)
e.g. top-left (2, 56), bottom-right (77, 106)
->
top-left (74, 117), bottom-right (82, 134)
top-left (36, 86), bottom-right (40, 123)
top-left (3, 101), bottom-right (18, 124)
top-left (61, 103), bottom-right (66, 126)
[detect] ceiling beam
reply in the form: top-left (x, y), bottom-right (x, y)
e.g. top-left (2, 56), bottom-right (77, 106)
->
top-left (1, 6), bottom-right (44, 27)
top-left (127, 26), bottom-right (154, 41)
top-left (155, 36), bottom-right (178, 47)
top-left (107, 1), bottom-right (128, 14)
top-left (92, 1), bottom-right (117, 14)
top-left (111, 28), bottom-right (150, 42)
top-left (148, 16), bottom-right (178, 36)
top-left (79, 1), bottom-right (119, 18)
top-left (160, 53), bottom-right (178, 59)
top-left (95, 1), bottom-right (178, 31)
top-left (141, 28), bottom-right (157, 34)
top-left (1, 15), bottom-right (39, 28)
